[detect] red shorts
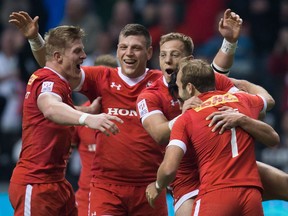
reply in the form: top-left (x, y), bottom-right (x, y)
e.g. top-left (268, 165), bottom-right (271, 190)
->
top-left (89, 182), bottom-right (167, 216)
top-left (9, 180), bottom-right (77, 216)
top-left (75, 188), bottom-right (89, 216)
top-left (192, 187), bottom-right (263, 216)
top-left (172, 173), bottom-right (199, 212)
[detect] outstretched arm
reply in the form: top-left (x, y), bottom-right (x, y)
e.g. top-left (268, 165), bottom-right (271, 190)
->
top-left (9, 11), bottom-right (46, 67)
top-left (146, 145), bottom-right (183, 207)
top-left (206, 107), bottom-right (279, 147)
top-left (257, 161), bottom-right (288, 201)
top-left (37, 93), bottom-right (123, 136)
top-left (230, 78), bottom-right (275, 111)
top-left (212, 9), bottom-right (243, 75)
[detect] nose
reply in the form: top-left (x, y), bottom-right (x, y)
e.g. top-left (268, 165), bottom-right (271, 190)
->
top-left (125, 47), bottom-right (133, 55)
top-left (164, 55), bottom-right (172, 64)
top-left (81, 51), bottom-right (87, 59)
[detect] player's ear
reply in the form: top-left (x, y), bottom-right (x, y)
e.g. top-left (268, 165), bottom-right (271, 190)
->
top-left (147, 46), bottom-right (153, 60)
top-left (186, 83), bottom-right (195, 96)
top-left (187, 55), bottom-right (194, 60)
top-left (54, 51), bottom-right (63, 63)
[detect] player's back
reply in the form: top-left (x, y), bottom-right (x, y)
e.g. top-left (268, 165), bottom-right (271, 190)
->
top-left (184, 91), bottom-right (263, 195)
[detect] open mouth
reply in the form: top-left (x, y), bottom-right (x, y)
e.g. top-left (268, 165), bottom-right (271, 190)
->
top-left (124, 59), bottom-right (136, 65)
top-left (165, 68), bottom-right (178, 75)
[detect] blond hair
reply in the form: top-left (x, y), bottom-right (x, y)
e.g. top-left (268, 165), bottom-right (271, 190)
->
top-left (44, 25), bottom-right (85, 60)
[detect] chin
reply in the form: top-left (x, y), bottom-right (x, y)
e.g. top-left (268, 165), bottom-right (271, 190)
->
top-left (123, 68), bottom-right (135, 76)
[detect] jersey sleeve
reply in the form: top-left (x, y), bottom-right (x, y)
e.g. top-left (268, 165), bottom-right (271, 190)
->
top-left (36, 75), bottom-right (69, 101)
top-left (168, 114), bottom-right (190, 154)
top-left (215, 72), bottom-right (237, 92)
top-left (136, 90), bottom-right (163, 122)
top-left (238, 92), bottom-right (265, 119)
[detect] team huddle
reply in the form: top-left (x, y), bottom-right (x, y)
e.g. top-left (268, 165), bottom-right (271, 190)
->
top-left (7, 8), bottom-right (287, 216)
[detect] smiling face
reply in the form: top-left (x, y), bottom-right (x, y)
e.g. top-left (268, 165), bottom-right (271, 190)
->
top-left (117, 34), bottom-right (152, 78)
top-left (60, 38), bottom-right (86, 79)
top-left (44, 26), bottom-right (86, 80)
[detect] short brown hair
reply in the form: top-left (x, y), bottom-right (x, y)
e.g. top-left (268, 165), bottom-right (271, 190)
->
top-left (119, 24), bottom-right (152, 48)
top-left (160, 32), bottom-right (194, 56)
top-left (179, 59), bottom-right (215, 92)
top-left (44, 25), bottom-right (85, 60)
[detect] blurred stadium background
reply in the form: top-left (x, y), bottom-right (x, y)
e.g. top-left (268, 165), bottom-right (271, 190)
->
top-left (0, 0), bottom-right (288, 214)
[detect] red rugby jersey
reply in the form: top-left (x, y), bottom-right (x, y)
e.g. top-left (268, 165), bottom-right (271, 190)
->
top-left (11, 67), bottom-right (74, 184)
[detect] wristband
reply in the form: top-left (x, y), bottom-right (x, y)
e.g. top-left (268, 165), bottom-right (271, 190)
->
top-left (78, 113), bottom-right (89, 125)
top-left (220, 38), bottom-right (237, 55)
top-left (168, 115), bottom-right (181, 130)
top-left (211, 61), bottom-right (230, 76)
top-left (28, 33), bottom-right (45, 51)
top-left (155, 181), bottom-right (162, 191)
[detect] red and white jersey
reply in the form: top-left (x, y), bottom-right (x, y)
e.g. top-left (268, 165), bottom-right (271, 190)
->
top-left (169, 91), bottom-right (265, 196)
top-left (137, 76), bottom-right (181, 122)
top-left (11, 67), bottom-right (74, 184)
top-left (78, 66), bottom-right (163, 185)
top-left (136, 72), bottom-right (236, 193)
top-left (137, 72), bottom-right (235, 122)
top-left (72, 101), bottom-right (96, 191)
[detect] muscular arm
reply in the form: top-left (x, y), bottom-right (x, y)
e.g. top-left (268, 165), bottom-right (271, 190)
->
top-left (146, 145), bottom-right (184, 207)
top-left (141, 96), bottom-right (201, 145)
top-left (257, 161), bottom-right (288, 201)
top-left (156, 145), bottom-right (184, 189)
top-left (37, 93), bottom-right (123, 136)
top-left (37, 93), bottom-right (87, 125)
top-left (231, 78), bottom-right (275, 111)
top-left (207, 109), bottom-right (280, 147)
top-left (142, 113), bottom-right (171, 145)
top-left (235, 115), bottom-right (279, 146)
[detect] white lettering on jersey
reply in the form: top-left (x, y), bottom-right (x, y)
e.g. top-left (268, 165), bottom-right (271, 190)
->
top-left (137, 99), bottom-right (148, 118)
top-left (88, 144), bottom-right (96, 152)
top-left (107, 108), bottom-right (138, 116)
top-left (110, 82), bottom-right (122, 90)
top-left (41, 81), bottom-right (54, 93)
top-left (25, 92), bottom-right (31, 99)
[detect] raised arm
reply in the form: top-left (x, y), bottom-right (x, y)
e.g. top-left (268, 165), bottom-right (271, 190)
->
top-left (9, 11), bottom-right (46, 67)
top-left (212, 9), bottom-right (243, 75)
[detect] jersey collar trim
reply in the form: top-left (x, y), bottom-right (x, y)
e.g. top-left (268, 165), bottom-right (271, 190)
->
top-left (44, 66), bottom-right (68, 83)
top-left (117, 67), bottom-right (149, 86)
